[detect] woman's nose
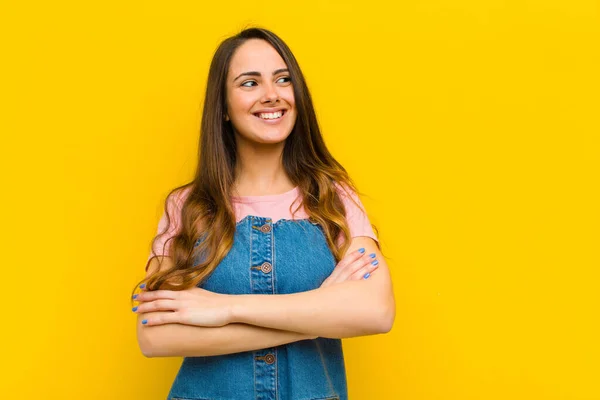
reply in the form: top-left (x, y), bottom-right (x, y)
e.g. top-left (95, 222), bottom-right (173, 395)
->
top-left (261, 82), bottom-right (279, 103)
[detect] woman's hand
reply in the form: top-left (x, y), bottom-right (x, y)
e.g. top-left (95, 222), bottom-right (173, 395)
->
top-left (133, 287), bottom-right (234, 327)
top-left (320, 247), bottom-right (379, 288)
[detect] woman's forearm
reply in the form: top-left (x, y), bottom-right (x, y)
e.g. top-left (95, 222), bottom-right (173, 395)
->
top-left (137, 313), bottom-right (313, 358)
top-left (229, 273), bottom-right (395, 339)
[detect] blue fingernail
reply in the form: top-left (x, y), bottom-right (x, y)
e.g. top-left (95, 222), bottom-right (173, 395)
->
top-left (132, 294), bottom-right (138, 299)
top-left (140, 283), bottom-right (146, 289)
top-left (369, 253), bottom-right (376, 258)
top-left (142, 319), bottom-right (147, 325)
top-left (364, 273), bottom-right (371, 279)
top-left (132, 306), bottom-right (138, 312)
top-left (358, 248), bottom-right (365, 254)
top-left (371, 260), bottom-right (379, 266)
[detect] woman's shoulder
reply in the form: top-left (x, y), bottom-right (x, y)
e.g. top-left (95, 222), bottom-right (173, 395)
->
top-left (165, 185), bottom-right (194, 211)
top-left (332, 181), bottom-right (378, 242)
top-left (332, 181), bottom-right (363, 209)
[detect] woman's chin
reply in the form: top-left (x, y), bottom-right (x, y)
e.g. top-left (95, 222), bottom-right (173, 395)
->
top-left (234, 125), bottom-right (294, 146)
top-left (255, 136), bottom-right (289, 145)
top-left (247, 131), bottom-right (292, 145)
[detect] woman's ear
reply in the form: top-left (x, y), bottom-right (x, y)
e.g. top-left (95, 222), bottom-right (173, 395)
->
top-left (225, 114), bottom-right (230, 121)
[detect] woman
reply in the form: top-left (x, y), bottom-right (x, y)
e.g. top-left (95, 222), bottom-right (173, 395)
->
top-left (132, 27), bottom-right (395, 400)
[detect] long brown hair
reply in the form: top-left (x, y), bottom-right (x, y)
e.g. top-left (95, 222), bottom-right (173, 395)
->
top-left (136, 27), bottom-right (373, 292)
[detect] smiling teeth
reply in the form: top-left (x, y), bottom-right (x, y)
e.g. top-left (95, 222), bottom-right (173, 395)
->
top-left (258, 111), bottom-right (283, 119)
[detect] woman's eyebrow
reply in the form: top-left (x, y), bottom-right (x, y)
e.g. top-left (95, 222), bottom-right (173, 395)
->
top-left (233, 68), bottom-right (289, 82)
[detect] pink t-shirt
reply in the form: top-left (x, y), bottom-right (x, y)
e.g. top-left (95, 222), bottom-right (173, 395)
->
top-left (148, 185), bottom-right (377, 261)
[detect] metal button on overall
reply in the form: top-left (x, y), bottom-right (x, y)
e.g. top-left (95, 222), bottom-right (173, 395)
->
top-left (260, 262), bottom-right (272, 273)
top-left (264, 354), bottom-right (276, 364)
top-left (260, 224), bottom-right (272, 233)
top-left (260, 224), bottom-right (271, 233)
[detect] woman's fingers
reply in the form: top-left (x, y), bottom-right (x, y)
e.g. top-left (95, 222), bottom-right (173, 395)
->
top-left (321, 249), bottom-right (361, 288)
top-left (139, 311), bottom-right (180, 327)
top-left (350, 258), bottom-right (379, 281)
top-left (323, 249), bottom-right (379, 287)
top-left (337, 252), bottom-right (377, 282)
top-left (133, 299), bottom-right (179, 313)
top-left (135, 289), bottom-right (180, 302)
top-left (327, 248), bottom-right (366, 282)
top-left (330, 248), bottom-right (364, 278)
top-left (336, 248), bottom-right (365, 269)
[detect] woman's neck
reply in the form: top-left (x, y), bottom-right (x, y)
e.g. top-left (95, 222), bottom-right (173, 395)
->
top-left (233, 140), bottom-right (295, 197)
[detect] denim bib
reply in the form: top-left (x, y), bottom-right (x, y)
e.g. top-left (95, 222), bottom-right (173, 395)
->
top-left (167, 216), bottom-right (347, 400)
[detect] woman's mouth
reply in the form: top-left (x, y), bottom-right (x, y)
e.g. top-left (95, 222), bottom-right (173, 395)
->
top-left (253, 110), bottom-right (286, 122)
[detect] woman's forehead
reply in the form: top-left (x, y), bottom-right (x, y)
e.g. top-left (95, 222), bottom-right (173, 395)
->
top-left (228, 40), bottom-right (288, 78)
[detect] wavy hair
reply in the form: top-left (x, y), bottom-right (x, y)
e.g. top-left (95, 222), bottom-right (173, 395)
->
top-left (135, 27), bottom-right (375, 292)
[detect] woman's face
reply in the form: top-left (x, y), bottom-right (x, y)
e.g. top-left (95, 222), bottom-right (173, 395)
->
top-left (225, 39), bottom-right (297, 145)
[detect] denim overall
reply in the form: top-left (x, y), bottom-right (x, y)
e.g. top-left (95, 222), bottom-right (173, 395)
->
top-left (167, 216), bottom-right (347, 400)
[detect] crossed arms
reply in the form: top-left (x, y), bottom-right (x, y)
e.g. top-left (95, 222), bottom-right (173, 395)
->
top-left (136, 236), bottom-right (395, 357)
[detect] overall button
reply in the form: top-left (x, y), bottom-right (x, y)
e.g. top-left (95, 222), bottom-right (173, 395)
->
top-left (260, 262), bottom-right (272, 273)
top-left (264, 354), bottom-right (276, 364)
top-left (260, 224), bottom-right (272, 233)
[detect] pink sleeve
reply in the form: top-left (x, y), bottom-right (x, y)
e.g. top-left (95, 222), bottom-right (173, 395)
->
top-left (337, 184), bottom-right (378, 243)
top-left (147, 190), bottom-right (186, 263)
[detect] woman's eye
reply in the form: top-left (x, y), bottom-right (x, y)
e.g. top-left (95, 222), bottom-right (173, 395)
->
top-left (241, 80), bottom-right (257, 87)
top-left (276, 76), bottom-right (291, 84)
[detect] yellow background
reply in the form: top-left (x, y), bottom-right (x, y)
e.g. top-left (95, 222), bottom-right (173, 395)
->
top-left (1, 0), bottom-right (598, 399)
